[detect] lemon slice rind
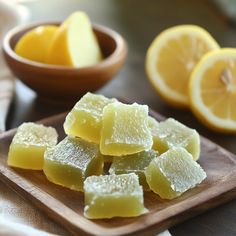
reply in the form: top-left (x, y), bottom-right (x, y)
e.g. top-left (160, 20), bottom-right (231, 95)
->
top-left (146, 25), bottom-right (220, 108)
top-left (189, 48), bottom-right (236, 132)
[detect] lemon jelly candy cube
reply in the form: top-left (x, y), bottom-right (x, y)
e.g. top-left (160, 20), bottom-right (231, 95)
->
top-left (145, 147), bottom-right (206, 199)
top-left (43, 136), bottom-right (103, 191)
top-left (152, 118), bottom-right (200, 160)
top-left (64, 92), bottom-right (117, 143)
top-left (109, 150), bottom-right (158, 190)
top-left (148, 116), bottom-right (160, 149)
top-left (148, 116), bottom-right (159, 130)
top-left (84, 173), bottom-right (148, 219)
top-left (100, 102), bottom-right (153, 156)
top-left (8, 122), bottom-right (58, 170)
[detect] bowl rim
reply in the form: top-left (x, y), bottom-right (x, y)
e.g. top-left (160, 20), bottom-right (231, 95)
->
top-left (3, 21), bottom-right (127, 72)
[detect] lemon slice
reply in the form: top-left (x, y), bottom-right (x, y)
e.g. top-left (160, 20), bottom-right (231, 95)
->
top-left (145, 25), bottom-right (219, 108)
top-left (46, 11), bottom-right (103, 67)
top-left (189, 48), bottom-right (236, 133)
top-left (14, 25), bottom-right (58, 63)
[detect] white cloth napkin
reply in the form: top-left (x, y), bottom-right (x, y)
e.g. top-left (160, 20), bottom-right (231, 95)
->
top-left (0, 216), bottom-right (59, 236)
top-left (0, 66), bottom-right (15, 133)
top-left (0, 0), bottom-right (29, 133)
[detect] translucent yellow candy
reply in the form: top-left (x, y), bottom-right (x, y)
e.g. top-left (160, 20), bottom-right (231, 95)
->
top-left (8, 122), bottom-right (58, 170)
top-left (100, 102), bottom-right (153, 156)
top-left (152, 118), bottom-right (200, 160)
top-left (148, 116), bottom-right (160, 149)
top-left (145, 147), bottom-right (206, 199)
top-left (43, 136), bottom-right (103, 191)
top-left (84, 173), bottom-right (148, 219)
top-left (109, 150), bottom-right (158, 190)
top-left (148, 116), bottom-right (159, 129)
top-left (64, 92), bottom-right (117, 143)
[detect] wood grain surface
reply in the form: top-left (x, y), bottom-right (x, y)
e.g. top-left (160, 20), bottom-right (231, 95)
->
top-left (0, 111), bottom-right (236, 236)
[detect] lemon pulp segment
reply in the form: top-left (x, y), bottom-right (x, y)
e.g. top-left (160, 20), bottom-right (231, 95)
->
top-left (146, 25), bottom-right (219, 107)
top-left (46, 11), bottom-right (103, 67)
top-left (190, 49), bottom-right (236, 132)
top-left (15, 25), bottom-right (58, 63)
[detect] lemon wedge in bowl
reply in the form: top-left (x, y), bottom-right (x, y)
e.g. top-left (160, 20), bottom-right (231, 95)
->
top-left (189, 48), bottom-right (236, 133)
top-left (46, 11), bottom-right (103, 67)
top-left (145, 25), bottom-right (219, 108)
top-left (14, 25), bottom-right (58, 63)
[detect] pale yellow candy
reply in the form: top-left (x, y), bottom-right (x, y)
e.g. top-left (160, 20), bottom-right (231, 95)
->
top-left (43, 136), bottom-right (103, 191)
top-left (100, 102), bottom-right (153, 156)
top-left (145, 147), bottom-right (206, 199)
top-left (109, 150), bottom-right (158, 190)
top-left (148, 116), bottom-right (159, 129)
top-left (64, 92), bottom-right (117, 143)
top-left (152, 118), bottom-right (200, 160)
top-left (148, 116), bottom-right (160, 149)
top-left (8, 122), bottom-right (58, 170)
top-left (84, 173), bottom-right (148, 219)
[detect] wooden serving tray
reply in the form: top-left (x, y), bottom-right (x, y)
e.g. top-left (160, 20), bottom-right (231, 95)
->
top-left (0, 111), bottom-right (236, 236)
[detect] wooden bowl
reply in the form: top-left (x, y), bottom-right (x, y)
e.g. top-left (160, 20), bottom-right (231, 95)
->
top-left (3, 22), bottom-right (127, 103)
